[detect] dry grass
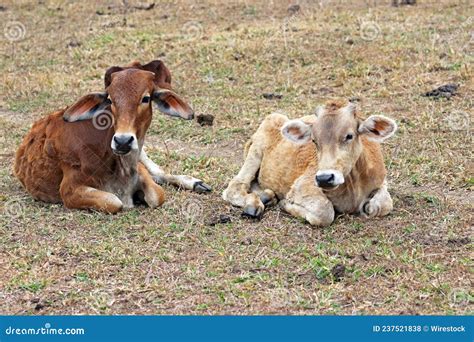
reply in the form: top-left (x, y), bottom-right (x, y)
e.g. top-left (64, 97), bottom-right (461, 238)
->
top-left (0, 0), bottom-right (472, 315)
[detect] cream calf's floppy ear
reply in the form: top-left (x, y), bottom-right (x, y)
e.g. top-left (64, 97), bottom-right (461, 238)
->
top-left (63, 92), bottom-right (110, 122)
top-left (281, 120), bottom-right (312, 144)
top-left (358, 115), bottom-right (397, 142)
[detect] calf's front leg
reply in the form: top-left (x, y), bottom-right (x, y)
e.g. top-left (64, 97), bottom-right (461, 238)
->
top-left (359, 180), bottom-right (393, 218)
top-left (280, 173), bottom-right (334, 227)
top-left (137, 163), bottom-right (166, 208)
top-left (222, 142), bottom-right (268, 218)
top-left (140, 149), bottom-right (212, 193)
top-left (60, 174), bottom-right (123, 214)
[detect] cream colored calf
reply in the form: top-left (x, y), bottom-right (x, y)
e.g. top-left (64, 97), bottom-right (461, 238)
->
top-left (223, 100), bottom-right (397, 226)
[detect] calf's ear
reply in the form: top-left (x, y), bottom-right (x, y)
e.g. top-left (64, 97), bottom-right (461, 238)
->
top-left (104, 66), bottom-right (124, 88)
top-left (63, 92), bottom-right (110, 122)
top-left (141, 60), bottom-right (172, 85)
top-left (358, 115), bottom-right (397, 142)
top-left (281, 120), bottom-right (312, 144)
top-left (152, 88), bottom-right (194, 120)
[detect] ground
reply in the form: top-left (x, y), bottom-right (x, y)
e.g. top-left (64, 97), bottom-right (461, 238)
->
top-left (0, 0), bottom-right (472, 315)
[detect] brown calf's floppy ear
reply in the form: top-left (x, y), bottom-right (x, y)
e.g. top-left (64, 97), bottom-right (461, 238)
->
top-left (281, 120), bottom-right (312, 144)
top-left (63, 92), bottom-right (110, 122)
top-left (358, 115), bottom-right (397, 142)
top-left (140, 59), bottom-right (193, 120)
top-left (153, 89), bottom-right (194, 120)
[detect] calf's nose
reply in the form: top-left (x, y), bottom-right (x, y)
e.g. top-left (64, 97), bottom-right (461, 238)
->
top-left (112, 134), bottom-right (135, 154)
top-left (316, 173), bottom-right (335, 188)
top-left (114, 135), bottom-right (134, 147)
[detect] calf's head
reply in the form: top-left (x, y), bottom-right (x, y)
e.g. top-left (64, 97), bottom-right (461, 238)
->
top-left (63, 60), bottom-right (194, 156)
top-left (281, 101), bottom-right (397, 189)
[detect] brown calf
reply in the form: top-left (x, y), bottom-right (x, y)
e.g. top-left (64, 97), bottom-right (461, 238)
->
top-left (223, 100), bottom-right (397, 226)
top-left (14, 60), bottom-right (210, 213)
top-left (105, 60), bottom-right (212, 193)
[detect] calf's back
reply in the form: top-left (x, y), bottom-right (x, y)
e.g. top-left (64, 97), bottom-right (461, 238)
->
top-left (14, 110), bottom-right (113, 203)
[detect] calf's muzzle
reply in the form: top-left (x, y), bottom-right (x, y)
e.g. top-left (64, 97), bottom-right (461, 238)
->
top-left (112, 133), bottom-right (136, 155)
top-left (315, 169), bottom-right (345, 189)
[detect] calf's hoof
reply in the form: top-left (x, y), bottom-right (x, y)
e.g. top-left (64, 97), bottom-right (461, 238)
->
top-left (361, 200), bottom-right (380, 218)
top-left (260, 190), bottom-right (277, 207)
top-left (193, 181), bottom-right (212, 193)
top-left (242, 205), bottom-right (264, 220)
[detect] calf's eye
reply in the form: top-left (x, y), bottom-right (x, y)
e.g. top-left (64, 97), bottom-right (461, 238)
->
top-left (141, 96), bottom-right (151, 104)
top-left (345, 134), bottom-right (353, 141)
